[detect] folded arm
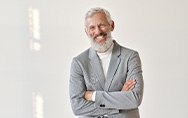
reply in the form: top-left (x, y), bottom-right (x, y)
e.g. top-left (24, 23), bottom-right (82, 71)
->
top-left (85, 51), bottom-right (144, 110)
top-left (69, 58), bottom-right (119, 116)
top-left (84, 79), bottom-right (137, 101)
top-left (95, 51), bottom-right (144, 110)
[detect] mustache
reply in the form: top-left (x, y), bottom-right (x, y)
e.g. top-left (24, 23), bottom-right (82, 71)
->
top-left (94, 32), bottom-right (107, 39)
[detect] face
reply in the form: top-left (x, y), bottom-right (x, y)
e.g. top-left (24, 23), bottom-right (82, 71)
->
top-left (85, 13), bottom-right (114, 52)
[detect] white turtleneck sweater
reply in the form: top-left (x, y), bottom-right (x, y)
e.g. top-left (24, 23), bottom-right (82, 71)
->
top-left (92, 42), bottom-right (114, 101)
top-left (97, 43), bottom-right (114, 79)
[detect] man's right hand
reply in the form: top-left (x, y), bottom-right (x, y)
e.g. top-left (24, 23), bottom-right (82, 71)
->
top-left (121, 79), bottom-right (136, 91)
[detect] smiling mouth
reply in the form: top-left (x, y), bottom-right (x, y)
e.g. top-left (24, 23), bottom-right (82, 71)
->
top-left (95, 33), bottom-right (107, 40)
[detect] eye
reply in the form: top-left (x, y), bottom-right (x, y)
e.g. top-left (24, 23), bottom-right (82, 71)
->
top-left (89, 26), bottom-right (95, 31)
top-left (99, 24), bottom-right (108, 29)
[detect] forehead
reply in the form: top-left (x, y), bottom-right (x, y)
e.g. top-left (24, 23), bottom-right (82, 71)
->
top-left (86, 13), bottom-right (109, 26)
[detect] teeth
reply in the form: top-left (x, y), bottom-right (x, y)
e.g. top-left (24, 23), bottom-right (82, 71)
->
top-left (97, 35), bottom-right (103, 39)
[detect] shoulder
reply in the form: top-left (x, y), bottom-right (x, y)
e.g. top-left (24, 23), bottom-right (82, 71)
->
top-left (72, 48), bottom-right (90, 63)
top-left (116, 44), bottom-right (142, 65)
top-left (114, 41), bottom-right (139, 56)
top-left (121, 45), bottom-right (138, 55)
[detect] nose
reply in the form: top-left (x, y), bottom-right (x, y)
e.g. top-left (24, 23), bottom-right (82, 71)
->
top-left (95, 26), bottom-right (102, 35)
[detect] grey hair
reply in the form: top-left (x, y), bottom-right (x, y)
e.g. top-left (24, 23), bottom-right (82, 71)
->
top-left (85, 7), bottom-right (112, 27)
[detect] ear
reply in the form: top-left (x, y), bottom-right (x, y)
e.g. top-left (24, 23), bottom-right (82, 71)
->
top-left (110, 20), bottom-right (115, 31)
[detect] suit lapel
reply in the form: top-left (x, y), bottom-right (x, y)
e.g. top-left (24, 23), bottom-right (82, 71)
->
top-left (89, 48), bottom-right (105, 90)
top-left (105, 41), bottom-right (121, 91)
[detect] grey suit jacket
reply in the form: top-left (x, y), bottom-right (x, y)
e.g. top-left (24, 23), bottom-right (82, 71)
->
top-left (69, 41), bottom-right (144, 118)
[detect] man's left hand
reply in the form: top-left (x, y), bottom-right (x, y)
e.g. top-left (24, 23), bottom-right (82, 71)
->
top-left (84, 91), bottom-right (93, 101)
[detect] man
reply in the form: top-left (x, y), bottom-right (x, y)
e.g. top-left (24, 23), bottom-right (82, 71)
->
top-left (69, 7), bottom-right (144, 118)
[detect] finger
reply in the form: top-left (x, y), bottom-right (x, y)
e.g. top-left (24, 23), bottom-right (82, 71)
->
top-left (122, 80), bottom-right (136, 91)
top-left (123, 80), bottom-right (133, 87)
top-left (128, 85), bottom-right (135, 91)
top-left (122, 83), bottom-right (134, 91)
top-left (121, 86), bottom-right (128, 91)
top-left (122, 84), bottom-right (134, 91)
top-left (127, 79), bottom-right (135, 84)
top-left (125, 81), bottom-right (136, 90)
top-left (124, 80), bottom-right (135, 86)
top-left (121, 83), bottom-right (129, 91)
top-left (127, 81), bottom-right (136, 88)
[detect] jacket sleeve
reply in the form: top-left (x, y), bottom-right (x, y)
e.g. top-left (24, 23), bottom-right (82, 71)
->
top-left (94, 51), bottom-right (144, 110)
top-left (69, 58), bottom-right (119, 116)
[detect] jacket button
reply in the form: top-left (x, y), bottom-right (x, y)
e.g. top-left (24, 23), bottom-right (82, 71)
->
top-left (100, 104), bottom-right (105, 107)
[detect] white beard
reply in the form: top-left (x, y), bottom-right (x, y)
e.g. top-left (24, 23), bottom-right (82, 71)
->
top-left (89, 32), bottom-right (113, 53)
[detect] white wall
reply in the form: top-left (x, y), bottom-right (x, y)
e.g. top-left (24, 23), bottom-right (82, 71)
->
top-left (0, 0), bottom-right (188, 118)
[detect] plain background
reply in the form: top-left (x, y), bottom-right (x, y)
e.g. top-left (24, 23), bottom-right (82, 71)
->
top-left (0, 0), bottom-right (188, 118)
